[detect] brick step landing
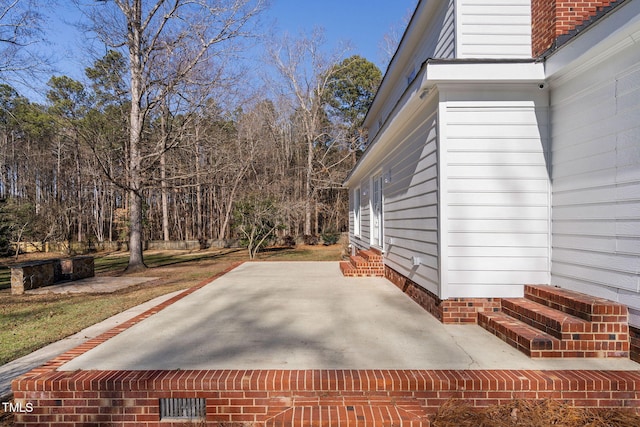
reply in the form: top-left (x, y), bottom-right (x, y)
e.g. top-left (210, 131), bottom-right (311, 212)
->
top-left (340, 248), bottom-right (384, 277)
top-left (479, 285), bottom-right (629, 358)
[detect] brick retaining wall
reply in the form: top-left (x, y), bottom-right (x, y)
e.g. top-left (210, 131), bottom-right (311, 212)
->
top-left (12, 369), bottom-right (640, 425)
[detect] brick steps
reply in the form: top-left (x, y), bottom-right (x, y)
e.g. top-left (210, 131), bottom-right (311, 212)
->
top-left (340, 248), bottom-right (384, 277)
top-left (265, 400), bottom-right (429, 427)
top-left (501, 298), bottom-right (590, 340)
top-left (479, 285), bottom-right (630, 358)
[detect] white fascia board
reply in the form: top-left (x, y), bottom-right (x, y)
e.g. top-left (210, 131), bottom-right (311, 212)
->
top-left (363, 0), bottom-right (443, 130)
top-left (420, 61), bottom-right (545, 89)
top-left (344, 78), bottom-right (430, 186)
top-left (546, 0), bottom-right (640, 80)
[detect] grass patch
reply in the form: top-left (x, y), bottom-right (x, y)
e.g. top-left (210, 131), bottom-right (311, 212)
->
top-left (0, 245), bottom-right (342, 365)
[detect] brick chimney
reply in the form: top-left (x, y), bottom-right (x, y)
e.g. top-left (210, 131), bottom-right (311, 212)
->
top-left (532, 1), bottom-right (615, 57)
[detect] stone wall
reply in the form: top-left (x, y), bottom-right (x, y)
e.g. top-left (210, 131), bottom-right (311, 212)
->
top-left (10, 257), bottom-right (95, 295)
top-left (10, 260), bottom-right (56, 295)
top-left (60, 256), bottom-right (95, 281)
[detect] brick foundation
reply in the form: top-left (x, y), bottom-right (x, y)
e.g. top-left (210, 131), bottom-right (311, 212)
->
top-left (385, 265), bottom-right (500, 324)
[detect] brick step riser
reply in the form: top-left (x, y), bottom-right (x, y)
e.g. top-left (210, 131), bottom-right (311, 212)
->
top-left (349, 255), bottom-right (370, 268)
top-left (501, 299), bottom-right (590, 340)
top-left (340, 265), bottom-right (384, 278)
top-left (361, 255), bottom-right (383, 263)
top-left (265, 408), bottom-right (428, 427)
top-left (481, 314), bottom-right (629, 357)
top-left (265, 397), bottom-right (428, 426)
top-left (478, 313), bottom-right (556, 357)
top-left (342, 271), bottom-right (385, 278)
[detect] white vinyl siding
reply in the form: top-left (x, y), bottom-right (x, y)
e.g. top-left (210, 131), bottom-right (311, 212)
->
top-left (383, 101), bottom-right (440, 295)
top-left (456, 0), bottom-right (532, 58)
top-left (432, 0), bottom-right (456, 59)
top-left (549, 45), bottom-right (640, 327)
top-left (441, 93), bottom-right (551, 298)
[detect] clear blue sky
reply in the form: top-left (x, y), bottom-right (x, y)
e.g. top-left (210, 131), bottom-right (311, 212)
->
top-left (33, 0), bottom-right (417, 102)
top-left (266, 0), bottom-right (417, 68)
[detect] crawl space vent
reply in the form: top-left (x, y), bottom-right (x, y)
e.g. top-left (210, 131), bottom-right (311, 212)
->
top-left (159, 398), bottom-right (206, 420)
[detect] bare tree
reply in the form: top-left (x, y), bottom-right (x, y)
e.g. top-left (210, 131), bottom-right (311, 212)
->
top-left (0, 0), bottom-right (48, 84)
top-left (78, 0), bottom-right (265, 271)
top-left (378, 2), bottom-right (417, 69)
top-left (267, 27), bottom-right (350, 236)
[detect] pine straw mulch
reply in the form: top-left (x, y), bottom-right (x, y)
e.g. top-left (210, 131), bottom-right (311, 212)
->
top-left (431, 399), bottom-right (640, 427)
top-left (0, 409), bottom-right (12, 427)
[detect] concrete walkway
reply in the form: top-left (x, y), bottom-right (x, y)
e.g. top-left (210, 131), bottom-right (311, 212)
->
top-left (58, 262), bottom-right (638, 372)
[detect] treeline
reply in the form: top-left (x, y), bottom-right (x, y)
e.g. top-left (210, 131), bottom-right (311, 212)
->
top-left (0, 50), bottom-right (381, 256)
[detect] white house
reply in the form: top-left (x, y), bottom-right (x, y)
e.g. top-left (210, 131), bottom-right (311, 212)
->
top-left (343, 0), bottom-right (640, 359)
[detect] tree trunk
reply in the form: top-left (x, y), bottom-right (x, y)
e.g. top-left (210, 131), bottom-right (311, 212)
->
top-left (304, 137), bottom-right (313, 235)
top-left (160, 150), bottom-right (170, 241)
top-left (127, 188), bottom-right (145, 271)
top-left (76, 139), bottom-right (82, 243)
top-left (195, 140), bottom-right (203, 241)
top-left (160, 101), bottom-right (170, 241)
top-left (125, 0), bottom-right (146, 272)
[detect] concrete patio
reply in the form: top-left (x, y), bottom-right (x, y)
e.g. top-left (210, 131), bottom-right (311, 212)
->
top-left (60, 261), bottom-right (637, 371)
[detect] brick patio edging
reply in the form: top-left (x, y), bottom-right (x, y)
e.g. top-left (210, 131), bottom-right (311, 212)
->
top-left (10, 261), bottom-right (640, 426)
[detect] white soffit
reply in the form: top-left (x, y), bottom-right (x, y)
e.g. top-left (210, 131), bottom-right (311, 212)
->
top-left (421, 61), bottom-right (545, 88)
